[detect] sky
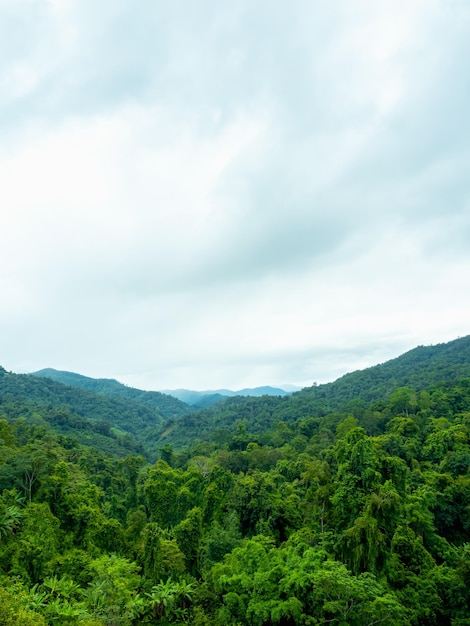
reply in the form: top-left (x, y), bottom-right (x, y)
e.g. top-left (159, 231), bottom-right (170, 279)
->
top-left (1, 0), bottom-right (469, 391)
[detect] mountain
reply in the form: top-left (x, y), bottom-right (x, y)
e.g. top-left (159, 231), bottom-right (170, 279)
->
top-left (161, 385), bottom-right (293, 407)
top-left (296, 334), bottom-right (470, 411)
top-left (32, 368), bottom-right (194, 418)
top-left (160, 334), bottom-right (470, 448)
top-left (232, 386), bottom-right (294, 397)
top-left (7, 334), bottom-right (470, 453)
top-left (0, 368), bottom-right (191, 457)
top-left (278, 384), bottom-right (303, 392)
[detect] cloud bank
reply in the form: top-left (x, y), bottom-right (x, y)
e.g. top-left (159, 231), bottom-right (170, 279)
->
top-left (1, 0), bottom-right (469, 389)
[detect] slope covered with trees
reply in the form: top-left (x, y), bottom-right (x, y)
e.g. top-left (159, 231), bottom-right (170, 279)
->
top-left (0, 368), bottom-right (193, 457)
top-left (32, 369), bottom-right (193, 419)
top-left (298, 334), bottom-right (470, 409)
top-left (1, 336), bottom-right (470, 625)
top-left (161, 335), bottom-right (470, 449)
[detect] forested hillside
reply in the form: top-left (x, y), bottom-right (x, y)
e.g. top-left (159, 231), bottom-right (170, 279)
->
top-left (0, 368), bottom-right (193, 457)
top-left (1, 336), bottom-right (470, 625)
top-left (299, 334), bottom-right (470, 409)
top-left (32, 369), bottom-right (193, 418)
top-left (161, 335), bottom-right (470, 449)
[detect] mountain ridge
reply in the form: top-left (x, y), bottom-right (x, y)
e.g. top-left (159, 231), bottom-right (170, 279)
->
top-left (31, 368), bottom-right (194, 416)
top-left (31, 369), bottom-right (300, 408)
top-left (1, 368), bottom-right (192, 457)
top-left (11, 333), bottom-right (470, 451)
top-left (158, 334), bottom-right (470, 448)
top-left (160, 385), bottom-right (295, 407)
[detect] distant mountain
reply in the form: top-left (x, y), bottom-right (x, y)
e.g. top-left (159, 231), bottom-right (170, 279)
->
top-left (32, 368), bottom-right (193, 418)
top-left (161, 385), bottom-right (293, 407)
top-left (278, 384), bottom-right (303, 392)
top-left (236, 386), bottom-right (294, 397)
top-left (160, 335), bottom-right (470, 448)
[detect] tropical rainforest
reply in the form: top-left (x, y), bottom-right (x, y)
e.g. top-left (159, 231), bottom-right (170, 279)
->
top-left (1, 335), bottom-right (470, 625)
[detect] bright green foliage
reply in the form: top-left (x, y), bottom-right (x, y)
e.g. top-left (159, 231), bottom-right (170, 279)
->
top-left (84, 554), bottom-right (143, 625)
top-left (138, 522), bottom-right (186, 581)
top-left (144, 578), bottom-right (195, 622)
top-left (0, 419), bottom-right (15, 451)
top-left (2, 355), bottom-right (470, 624)
top-left (230, 470), bottom-right (302, 541)
top-left (0, 587), bottom-right (47, 625)
top-left (210, 536), bottom-right (405, 625)
top-left (7, 502), bottom-right (62, 583)
top-left (25, 574), bottom-right (88, 624)
top-left (0, 499), bottom-right (22, 538)
top-left (142, 461), bottom-right (204, 527)
top-left (175, 507), bottom-right (203, 576)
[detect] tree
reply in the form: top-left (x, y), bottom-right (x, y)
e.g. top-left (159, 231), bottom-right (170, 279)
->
top-left (84, 554), bottom-right (144, 626)
top-left (175, 507), bottom-right (203, 577)
top-left (388, 387), bottom-right (418, 416)
top-left (144, 578), bottom-right (195, 622)
top-left (9, 502), bottom-right (62, 583)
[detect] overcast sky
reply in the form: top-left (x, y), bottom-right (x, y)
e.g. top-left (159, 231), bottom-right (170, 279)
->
top-left (1, 0), bottom-right (469, 391)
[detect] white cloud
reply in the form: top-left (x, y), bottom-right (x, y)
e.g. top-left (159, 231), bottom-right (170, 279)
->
top-left (0, 0), bottom-right (469, 389)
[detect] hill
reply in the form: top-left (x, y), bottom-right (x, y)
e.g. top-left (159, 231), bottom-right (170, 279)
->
top-left (297, 334), bottom-right (470, 411)
top-left (6, 335), bottom-right (470, 453)
top-left (160, 334), bottom-right (470, 448)
top-left (2, 337), bottom-right (470, 623)
top-left (32, 368), bottom-right (193, 418)
top-left (0, 367), bottom-right (190, 457)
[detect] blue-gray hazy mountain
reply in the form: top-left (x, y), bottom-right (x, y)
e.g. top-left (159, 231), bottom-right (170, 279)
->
top-left (161, 385), bottom-right (294, 407)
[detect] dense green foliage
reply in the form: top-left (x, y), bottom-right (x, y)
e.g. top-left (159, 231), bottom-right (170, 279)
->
top-left (1, 336), bottom-right (470, 624)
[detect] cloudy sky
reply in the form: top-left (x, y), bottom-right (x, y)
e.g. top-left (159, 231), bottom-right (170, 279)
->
top-left (1, 0), bottom-right (469, 391)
